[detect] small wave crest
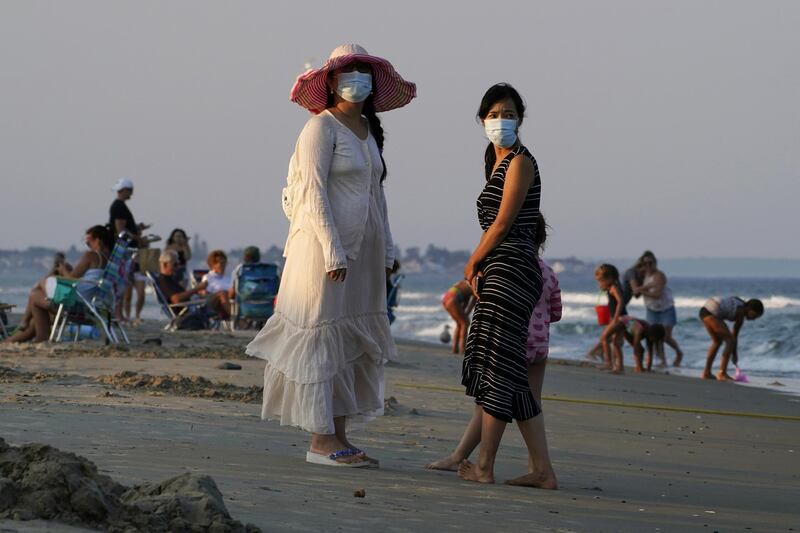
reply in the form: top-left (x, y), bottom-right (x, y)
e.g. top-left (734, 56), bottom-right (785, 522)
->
top-left (562, 292), bottom-right (800, 311)
top-left (399, 291), bottom-right (437, 301)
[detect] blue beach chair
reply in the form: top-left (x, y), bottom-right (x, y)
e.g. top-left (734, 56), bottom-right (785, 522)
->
top-left (231, 263), bottom-right (279, 330)
top-left (49, 235), bottom-right (133, 344)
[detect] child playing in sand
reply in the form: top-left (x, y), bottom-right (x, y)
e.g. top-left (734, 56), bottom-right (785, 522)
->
top-left (620, 318), bottom-right (665, 372)
top-left (699, 296), bottom-right (764, 381)
top-left (594, 264), bottom-right (627, 374)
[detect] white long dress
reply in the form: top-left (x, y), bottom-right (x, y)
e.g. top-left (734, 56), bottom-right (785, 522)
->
top-left (246, 112), bottom-right (396, 435)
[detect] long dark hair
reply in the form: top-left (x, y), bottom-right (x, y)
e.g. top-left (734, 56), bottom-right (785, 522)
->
top-left (86, 225), bottom-right (114, 251)
top-left (326, 74), bottom-right (388, 182)
top-left (534, 212), bottom-right (549, 253)
top-left (167, 228), bottom-right (188, 246)
top-left (477, 83), bottom-right (526, 180)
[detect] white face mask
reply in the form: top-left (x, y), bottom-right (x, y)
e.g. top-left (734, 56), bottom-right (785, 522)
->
top-left (484, 118), bottom-right (518, 148)
top-left (335, 71), bottom-right (372, 103)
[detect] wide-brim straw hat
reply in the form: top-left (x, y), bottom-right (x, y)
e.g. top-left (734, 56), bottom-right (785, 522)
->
top-left (290, 44), bottom-right (416, 114)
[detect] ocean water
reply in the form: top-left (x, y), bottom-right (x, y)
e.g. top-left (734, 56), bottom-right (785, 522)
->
top-left (390, 272), bottom-right (800, 390)
top-left (4, 268), bottom-right (799, 393)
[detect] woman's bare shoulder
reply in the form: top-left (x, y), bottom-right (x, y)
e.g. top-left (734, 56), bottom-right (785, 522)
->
top-left (506, 153), bottom-right (535, 183)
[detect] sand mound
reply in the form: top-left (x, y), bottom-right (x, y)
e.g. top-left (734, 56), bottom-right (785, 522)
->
top-left (95, 372), bottom-right (262, 403)
top-left (0, 367), bottom-right (60, 384)
top-left (0, 437), bottom-right (260, 532)
top-left (0, 342), bottom-right (249, 361)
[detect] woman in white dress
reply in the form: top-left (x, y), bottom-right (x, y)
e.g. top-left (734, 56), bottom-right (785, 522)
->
top-left (247, 44), bottom-right (415, 467)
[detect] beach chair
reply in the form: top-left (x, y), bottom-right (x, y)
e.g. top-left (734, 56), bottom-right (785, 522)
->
top-left (231, 263), bottom-right (279, 330)
top-left (0, 303), bottom-right (15, 339)
top-left (146, 271), bottom-right (209, 331)
top-left (49, 236), bottom-right (133, 344)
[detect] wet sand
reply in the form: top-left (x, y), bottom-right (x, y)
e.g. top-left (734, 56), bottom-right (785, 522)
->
top-left (1, 321), bottom-right (798, 531)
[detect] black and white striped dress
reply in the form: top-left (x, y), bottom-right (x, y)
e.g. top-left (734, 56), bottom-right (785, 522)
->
top-left (462, 144), bottom-right (542, 422)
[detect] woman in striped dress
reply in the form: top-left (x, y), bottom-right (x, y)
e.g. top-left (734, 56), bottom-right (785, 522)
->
top-left (426, 84), bottom-right (556, 488)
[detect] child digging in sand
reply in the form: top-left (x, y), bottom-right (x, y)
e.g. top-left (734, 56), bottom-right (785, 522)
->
top-left (699, 297), bottom-right (764, 380)
top-left (594, 264), bottom-right (627, 374)
top-left (620, 318), bottom-right (665, 372)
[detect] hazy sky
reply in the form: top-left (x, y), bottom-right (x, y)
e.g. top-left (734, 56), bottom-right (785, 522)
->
top-left (2, 1), bottom-right (798, 259)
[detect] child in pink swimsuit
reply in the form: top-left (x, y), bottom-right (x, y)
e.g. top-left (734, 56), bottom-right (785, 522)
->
top-left (526, 258), bottom-right (562, 364)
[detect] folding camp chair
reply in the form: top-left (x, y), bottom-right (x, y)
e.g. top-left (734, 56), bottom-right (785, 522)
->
top-left (231, 263), bottom-right (279, 330)
top-left (49, 236), bottom-right (133, 344)
top-left (146, 271), bottom-right (209, 331)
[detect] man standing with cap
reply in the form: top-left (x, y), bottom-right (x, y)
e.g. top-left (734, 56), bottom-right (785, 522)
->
top-left (109, 177), bottom-right (151, 324)
top-left (109, 178), bottom-right (149, 242)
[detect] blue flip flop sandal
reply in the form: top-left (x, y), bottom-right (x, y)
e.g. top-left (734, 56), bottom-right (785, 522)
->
top-left (305, 448), bottom-right (370, 468)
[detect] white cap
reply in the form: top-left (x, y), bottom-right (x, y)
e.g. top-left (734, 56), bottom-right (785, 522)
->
top-left (112, 178), bottom-right (134, 191)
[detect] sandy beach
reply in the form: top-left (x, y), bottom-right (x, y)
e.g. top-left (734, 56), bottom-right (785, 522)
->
top-left (1, 323), bottom-right (798, 532)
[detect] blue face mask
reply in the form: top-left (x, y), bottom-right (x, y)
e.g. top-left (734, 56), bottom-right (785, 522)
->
top-left (336, 71), bottom-right (372, 103)
top-left (484, 118), bottom-right (518, 148)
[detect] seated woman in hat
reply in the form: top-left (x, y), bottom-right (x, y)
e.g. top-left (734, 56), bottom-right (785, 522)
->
top-left (246, 44), bottom-right (416, 468)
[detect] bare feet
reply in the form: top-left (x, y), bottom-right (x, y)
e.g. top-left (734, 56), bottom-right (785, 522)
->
top-left (596, 364), bottom-right (612, 371)
top-left (424, 455), bottom-right (462, 471)
top-left (701, 372), bottom-right (716, 380)
top-left (611, 368), bottom-right (625, 375)
top-left (716, 372), bottom-right (734, 382)
top-left (673, 351), bottom-right (683, 367)
top-left (505, 469), bottom-right (558, 490)
top-left (457, 460), bottom-right (494, 484)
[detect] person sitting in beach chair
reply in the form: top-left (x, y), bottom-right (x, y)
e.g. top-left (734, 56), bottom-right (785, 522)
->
top-left (49, 229), bottom-right (133, 344)
top-left (200, 250), bottom-right (234, 320)
top-left (151, 250), bottom-right (209, 330)
top-left (230, 246), bottom-right (261, 280)
top-left (4, 226), bottom-right (115, 344)
top-left (12, 252), bottom-right (75, 338)
top-left (699, 296), bottom-right (764, 381)
top-left (231, 255), bottom-right (280, 330)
